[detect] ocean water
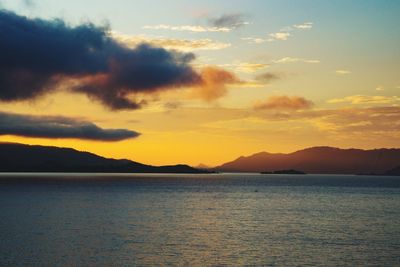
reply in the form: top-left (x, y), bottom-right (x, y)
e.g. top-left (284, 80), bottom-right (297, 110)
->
top-left (0, 173), bottom-right (399, 266)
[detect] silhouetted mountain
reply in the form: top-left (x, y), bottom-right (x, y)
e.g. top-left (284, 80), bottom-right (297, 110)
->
top-left (216, 146), bottom-right (400, 174)
top-left (0, 143), bottom-right (206, 173)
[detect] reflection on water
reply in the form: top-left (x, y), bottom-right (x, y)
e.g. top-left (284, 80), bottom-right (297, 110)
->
top-left (0, 173), bottom-right (399, 266)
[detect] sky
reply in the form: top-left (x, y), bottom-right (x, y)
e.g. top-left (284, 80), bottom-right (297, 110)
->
top-left (0, 0), bottom-right (399, 166)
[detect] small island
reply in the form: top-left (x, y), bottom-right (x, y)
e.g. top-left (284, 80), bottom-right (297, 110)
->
top-left (261, 169), bottom-right (306, 175)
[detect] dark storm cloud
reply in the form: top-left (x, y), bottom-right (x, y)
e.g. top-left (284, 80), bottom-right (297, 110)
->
top-left (0, 10), bottom-right (200, 109)
top-left (0, 111), bottom-right (140, 141)
top-left (208, 14), bottom-right (248, 29)
top-left (72, 44), bottom-right (199, 109)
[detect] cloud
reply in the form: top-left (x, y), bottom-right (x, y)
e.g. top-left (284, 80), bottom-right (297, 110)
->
top-left (191, 67), bottom-right (240, 101)
top-left (208, 14), bottom-right (249, 29)
top-left (242, 22), bottom-right (312, 44)
top-left (231, 81), bottom-right (266, 89)
top-left (219, 62), bottom-right (269, 73)
top-left (236, 63), bottom-right (269, 73)
top-left (293, 22), bottom-right (313, 29)
top-left (328, 95), bottom-right (400, 105)
top-left (254, 96), bottom-right (314, 111)
top-left (0, 111), bottom-right (139, 141)
top-left (272, 106), bottom-right (400, 139)
top-left (335, 70), bottom-right (351, 75)
top-left (143, 14), bottom-right (249, 33)
top-left (241, 37), bottom-right (266, 44)
top-left (255, 72), bottom-right (281, 84)
top-left (273, 57), bottom-right (320, 64)
top-left (112, 33), bottom-right (231, 52)
top-left (248, 101), bottom-right (400, 140)
top-left (307, 107), bottom-right (400, 136)
top-left (143, 24), bottom-right (231, 32)
top-left (268, 32), bottom-right (290, 41)
top-left (375, 85), bottom-right (384, 91)
top-left (0, 10), bottom-right (237, 110)
top-left (71, 43), bottom-right (198, 110)
top-left (267, 22), bottom-right (313, 42)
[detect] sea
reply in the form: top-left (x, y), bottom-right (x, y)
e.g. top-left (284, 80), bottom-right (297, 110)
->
top-left (0, 173), bottom-right (399, 266)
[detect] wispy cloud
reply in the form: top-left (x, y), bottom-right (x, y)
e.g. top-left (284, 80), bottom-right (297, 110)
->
top-left (335, 70), bottom-right (351, 75)
top-left (143, 24), bottom-right (231, 32)
top-left (208, 14), bottom-right (249, 29)
top-left (268, 32), bottom-right (291, 41)
top-left (254, 95), bottom-right (314, 111)
top-left (273, 57), bottom-right (320, 64)
top-left (307, 107), bottom-right (400, 136)
top-left (328, 95), bottom-right (400, 105)
top-left (144, 13), bottom-right (249, 33)
top-left (293, 22), bottom-right (313, 29)
top-left (112, 33), bottom-right (231, 52)
top-left (219, 62), bottom-right (269, 73)
top-left (247, 103), bottom-right (400, 140)
top-left (375, 85), bottom-right (384, 91)
top-left (267, 21), bottom-right (313, 42)
top-left (241, 37), bottom-right (266, 44)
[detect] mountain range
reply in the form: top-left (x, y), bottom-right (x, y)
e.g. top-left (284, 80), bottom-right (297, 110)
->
top-left (0, 143), bottom-right (206, 173)
top-left (215, 146), bottom-right (400, 175)
top-left (1, 143), bottom-right (399, 175)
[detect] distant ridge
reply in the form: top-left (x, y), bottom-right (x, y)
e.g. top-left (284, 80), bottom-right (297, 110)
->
top-left (0, 143), bottom-right (206, 173)
top-left (216, 146), bottom-right (400, 174)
